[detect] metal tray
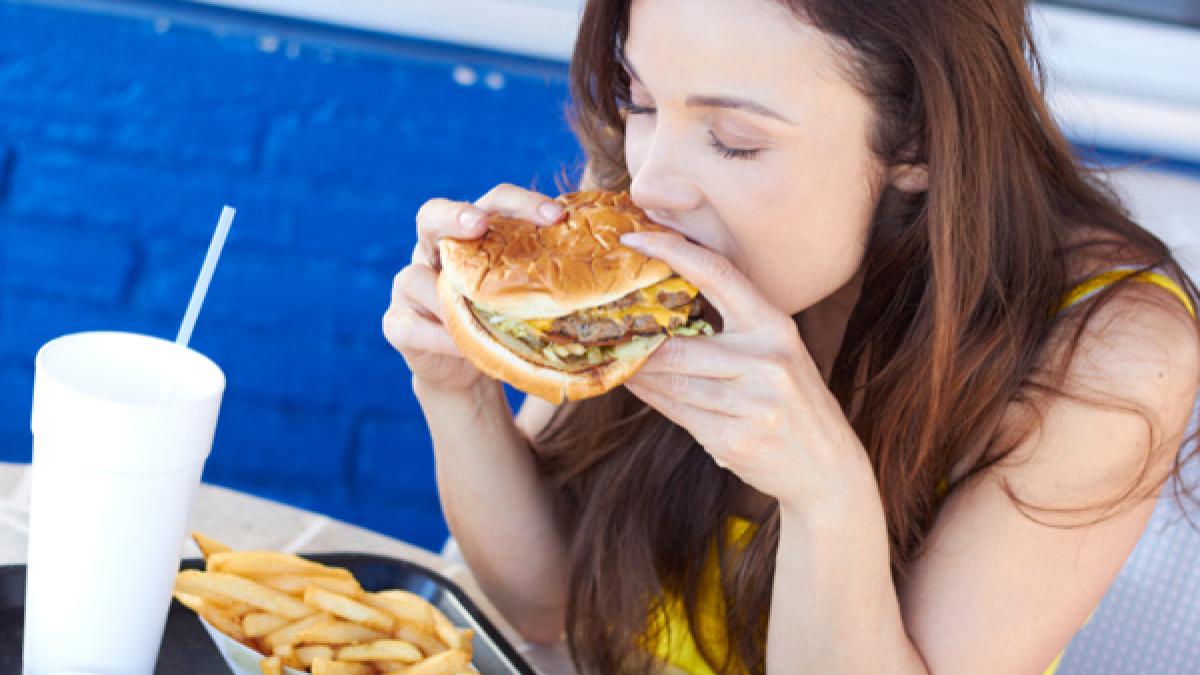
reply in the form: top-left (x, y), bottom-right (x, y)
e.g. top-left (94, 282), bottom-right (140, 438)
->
top-left (0, 552), bottom-right (536, 675)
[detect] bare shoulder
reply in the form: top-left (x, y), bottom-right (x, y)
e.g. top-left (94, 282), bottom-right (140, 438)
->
top-left (997, 277), bottom-right (1200, 512)
top-left (898, 273), bottom-right (1200, 672)
top-left (1049, 275), bottom-right (1196, 420)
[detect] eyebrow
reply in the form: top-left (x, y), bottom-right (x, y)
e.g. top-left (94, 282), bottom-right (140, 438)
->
top-left (617, 49), bottom-right (797, 126)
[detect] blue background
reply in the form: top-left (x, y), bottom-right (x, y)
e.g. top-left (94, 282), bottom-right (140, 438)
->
top-left (0, 0), bottom-right (582, 551)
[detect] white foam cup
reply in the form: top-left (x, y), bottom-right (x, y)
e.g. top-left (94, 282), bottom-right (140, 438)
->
top-left (22, 331), bottom-right (225, 675)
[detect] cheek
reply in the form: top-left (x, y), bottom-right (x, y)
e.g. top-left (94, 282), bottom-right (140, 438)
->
top-left (729, 181), bottom-right (873, 314)
top-left (624, 118), bottom-right (663, 174)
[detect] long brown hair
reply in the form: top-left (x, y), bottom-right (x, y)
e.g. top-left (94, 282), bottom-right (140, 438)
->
top-left (538, 1), bottom-right (1200, 672)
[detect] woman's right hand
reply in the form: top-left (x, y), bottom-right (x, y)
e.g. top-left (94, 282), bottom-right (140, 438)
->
top-left (383, 183), bottom-right (567, 396)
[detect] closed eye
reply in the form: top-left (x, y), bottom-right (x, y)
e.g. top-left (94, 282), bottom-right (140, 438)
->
top-left (617, 99), bottom-right (763, 161)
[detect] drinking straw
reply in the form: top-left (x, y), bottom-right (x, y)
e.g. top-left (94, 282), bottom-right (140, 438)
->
top-left (176, 205), bottom-right (236, 348)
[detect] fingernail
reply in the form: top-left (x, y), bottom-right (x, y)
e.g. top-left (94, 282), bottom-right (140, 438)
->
top-left (621, 233), bottom-right (647, 247)
top-left (459, 210), bottom-right (482, 230)
top-left (539, 202), bottom-right (563, 222)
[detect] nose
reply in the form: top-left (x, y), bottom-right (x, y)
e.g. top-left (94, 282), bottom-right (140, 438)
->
top-left (628, 139), bottom-right (700, 232)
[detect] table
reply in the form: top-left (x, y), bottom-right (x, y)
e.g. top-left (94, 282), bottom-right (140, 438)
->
top-left (0, 461), bottom-right (577, 675)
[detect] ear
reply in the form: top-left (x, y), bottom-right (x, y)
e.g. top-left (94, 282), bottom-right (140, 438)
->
top-left (887, 163), bottom-right (929, 193)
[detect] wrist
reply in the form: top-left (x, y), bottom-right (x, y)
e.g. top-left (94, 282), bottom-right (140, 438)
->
top-left (412, 375), bottom-right (506, 419)
top-left (779, 452), bottom-right (881, 532)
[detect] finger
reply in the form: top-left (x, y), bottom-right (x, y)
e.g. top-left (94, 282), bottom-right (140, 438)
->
top-left (415, 198), bottom-right (488, 270)
top-left (474, 183), bottom-right (565, 227)
top-left (637, 335), bottom-right (741, 379)
top-left (382, 307), bottom-right (460, 357)
top-left (623, 381), bottom-right (735, 463)
top-left (411, 241), bottom-right (433, 267)
top-left (415, 187), bottom-right (566, 271)
top-left (618, 231), bottom-right (771, 334)
top-left (391, 264), bottom-right (443, 323)
top-left (625, 369), bottom-right (747, 416)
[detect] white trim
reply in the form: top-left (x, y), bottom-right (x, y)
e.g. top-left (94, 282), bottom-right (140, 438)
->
top-left (187, 0), bottom-right (586, 61)
top-left (1030, 5), bottom-right (1200, 163)
top-left (1049, 87), bottom-right (1200, 163)
top-left (1031, 4), bottom-right (1200, 109)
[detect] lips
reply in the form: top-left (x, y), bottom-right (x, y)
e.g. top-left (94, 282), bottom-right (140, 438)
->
top-left (640, 209), bottom-right (708, 249)
top-left (642, 209), bottom-right (683, 234)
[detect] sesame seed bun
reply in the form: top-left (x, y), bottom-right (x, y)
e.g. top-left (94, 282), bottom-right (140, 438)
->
top-left (436, 190), bottom-right (676, 402)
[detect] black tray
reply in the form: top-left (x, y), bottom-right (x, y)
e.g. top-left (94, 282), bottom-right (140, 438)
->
top-left (0, 552), bottom-right (536, 675)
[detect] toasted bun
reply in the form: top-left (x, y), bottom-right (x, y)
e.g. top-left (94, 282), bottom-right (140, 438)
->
top-left (438, 190), bottom-right (676, 319)
top-left (438, 269), bottom-right (667, 403)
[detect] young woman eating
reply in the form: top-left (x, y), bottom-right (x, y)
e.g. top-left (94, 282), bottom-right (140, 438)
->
top-left (384, 0), bottom-right (1200, 672)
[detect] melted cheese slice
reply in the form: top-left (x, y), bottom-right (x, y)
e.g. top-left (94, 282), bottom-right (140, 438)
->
top-left (523, 277), bottom-right (699, 334)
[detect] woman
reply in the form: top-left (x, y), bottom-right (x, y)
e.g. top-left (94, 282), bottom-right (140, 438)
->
top-left (383, 0), bottom-right (1200, 672)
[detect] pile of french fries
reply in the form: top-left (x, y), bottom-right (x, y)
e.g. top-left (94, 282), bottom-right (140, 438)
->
top-left (174, 532), bottom-right (476, 675)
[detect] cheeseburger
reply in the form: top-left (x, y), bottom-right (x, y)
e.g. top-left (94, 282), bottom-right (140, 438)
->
top-left (436, 189), bottom-right (714, 403)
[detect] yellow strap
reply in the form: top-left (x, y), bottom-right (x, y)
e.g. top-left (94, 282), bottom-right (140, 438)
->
top-left (1056, 269), bottom-right (1196, 318)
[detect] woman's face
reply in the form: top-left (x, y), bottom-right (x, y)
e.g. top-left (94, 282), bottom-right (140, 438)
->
top-left (623, 0), bottom-right (886, 315)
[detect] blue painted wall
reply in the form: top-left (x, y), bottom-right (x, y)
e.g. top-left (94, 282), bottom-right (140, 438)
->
top-left (0, 0), bottom-right (582, 551)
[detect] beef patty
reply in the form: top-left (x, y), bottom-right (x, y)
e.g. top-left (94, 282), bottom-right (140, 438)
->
top-left (544, 298), bottom-right (702, 346)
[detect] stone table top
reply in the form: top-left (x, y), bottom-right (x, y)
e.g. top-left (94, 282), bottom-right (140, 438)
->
top-left (0, 461), bottom-right (576, 675)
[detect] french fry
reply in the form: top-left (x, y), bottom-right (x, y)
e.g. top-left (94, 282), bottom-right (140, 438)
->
top-left (395, 624), bottom-right (447, 657)
top-left (172, 590), bottom-right (208, 613)
top-left (304, 586), bottom-right (394, 632)
top-left (273, 643), bottom-right (305, 671)
top-left (202, 606), bottom-right (248, 643)
top-left (298, 619), bottom-right (390, 645)
top-left (310, 657), bottom-right (373, 675)
top-left (192, 531), bottom-right (232, 561)
top-left (363, 590), bottom-right (435, 630)
top-left (175, 591), bottom-right (249, 642)
top-left (260, 655), bottom-right (283, 675)
top-left (176, 570), bottom-right (315, 619)
top-left (173, 581), bottom-right (235, 606)
top-left (176, 539), bottom-right (478, 675)
top-left (209, 551), bottom-right (355, 580)
top-left (257, 573), bottom-right (363, 597)
top-left (295, 644), bottom-right (335, 667)
top-left (216, 599), bottom-right (258, 617)
top-left (264, 612), bottom-right (333, 653)
top-left (244, 612), bottom-right (292, 638)
top-left (175, 587), bottom-right (255, 617)
top-left (430, 609), bottom-right (467, 651)
top-left (335, 639), bottom-right (422, 663)
top-left (404, 649), bottom-right (472, 675)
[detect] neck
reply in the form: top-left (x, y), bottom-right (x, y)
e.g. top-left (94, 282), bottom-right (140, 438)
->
top-left (795, 270), bottom-right (864, 382)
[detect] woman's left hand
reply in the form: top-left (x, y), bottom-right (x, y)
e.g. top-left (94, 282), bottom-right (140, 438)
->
top-left (620, 230), bottom-right (868, 511)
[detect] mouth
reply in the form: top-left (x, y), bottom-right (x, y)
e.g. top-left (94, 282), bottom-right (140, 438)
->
top-left (640, 209), bottom-right (707, 247)
top-left (643, 210), bottom-right (682, 233)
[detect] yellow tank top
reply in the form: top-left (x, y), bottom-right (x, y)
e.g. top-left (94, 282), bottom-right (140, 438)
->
top-left (646, 269), bottom-right (1195, 674)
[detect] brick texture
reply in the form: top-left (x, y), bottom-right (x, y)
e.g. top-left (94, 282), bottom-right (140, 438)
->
top-left (0, 0), bottom-right (580, 552)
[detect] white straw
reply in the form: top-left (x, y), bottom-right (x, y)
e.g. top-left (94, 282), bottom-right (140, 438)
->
top-left (176, 205), bottom-right (236, 347)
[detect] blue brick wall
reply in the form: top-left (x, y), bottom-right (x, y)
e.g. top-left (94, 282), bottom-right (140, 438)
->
top-left (0, 0), bottom-right (582, 551)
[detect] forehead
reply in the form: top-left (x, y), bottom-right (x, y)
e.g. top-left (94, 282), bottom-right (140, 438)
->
top-left (623, 0), bottom-right (844, 99)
